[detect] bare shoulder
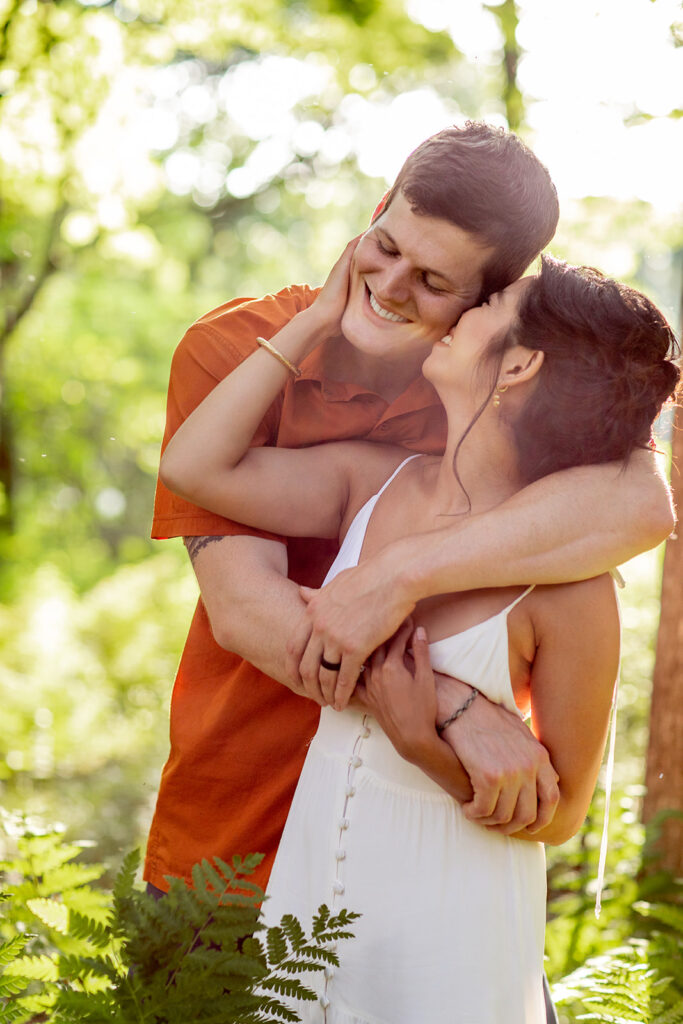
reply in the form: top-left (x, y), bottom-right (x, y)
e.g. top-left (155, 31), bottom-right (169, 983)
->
top-left (529, 573), bottom-right (620, 643)
top-left (335, 442), bottom-right (421, 529)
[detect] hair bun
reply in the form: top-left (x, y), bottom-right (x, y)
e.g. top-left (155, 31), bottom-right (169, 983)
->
top-left (502, 256), bottom-right (681, 484)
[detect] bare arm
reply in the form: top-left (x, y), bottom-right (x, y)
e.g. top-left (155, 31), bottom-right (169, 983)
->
top-left (358, 579), bottom-right (617, 843)
top-left (191, 533), bottom-right (560, 830)
top-left (434, 670), bottom-right (559, 832)
top-left (396, 450), bottom-right (672, 596)
top-left (183, 534), bottom-right (321, 697)
top-left (509, 575), bottom-right (621, 845)
top-left (300, 448), bottom-right (672, 703)
top-left (160, 239), bottom-right (370, 541)
top-left (356, 623), bottom-right (560, 831)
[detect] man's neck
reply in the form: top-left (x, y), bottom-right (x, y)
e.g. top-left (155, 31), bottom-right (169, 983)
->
top-left (320, 336), bottom-right (424, 404)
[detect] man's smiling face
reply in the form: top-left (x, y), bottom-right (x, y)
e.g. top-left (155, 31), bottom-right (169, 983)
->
top-left (340, 191), bottom-right (496, 369)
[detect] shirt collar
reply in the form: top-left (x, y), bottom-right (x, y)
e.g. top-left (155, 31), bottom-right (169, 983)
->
top-left (296, 344), bottom-right (442, 416)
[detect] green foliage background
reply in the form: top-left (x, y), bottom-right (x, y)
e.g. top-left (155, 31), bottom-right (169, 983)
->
top-left (0, 1), bottom-right (681, 1020)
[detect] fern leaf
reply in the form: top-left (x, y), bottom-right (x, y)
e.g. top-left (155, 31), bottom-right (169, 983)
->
top-left (0, 1004), bottom-right (26, 1024)
top-left (0, 935), bottom-right (28, 967)
top-left (112, 849), bottom-right (140, 903)
top-left (0, 974), bottom-right (30, 997)
top-left (311, 905), bottom-right (330, 937)
top-left (654, 998), bottom-right (683, 1024)
top-left (250, 993), bottom-right (303, 1023)
top-left (230, 852), bottom-right (264, 876)
top-left (266, 926), bottom-right (289, 966)
top-left (26, 896), bottom-right (69, 933)
top-left (290, 944), bottom-right (337, 964)
top-left (15, 835), bottom-right (82, 875)
top-left (3, 953), bottom-right (58, 981)
top-left (197, 858), bottom-right (229, 899)
top-left (210, 856), bottom-right (237, 885)
top-left (259, 973), bottom-right (318, 999)
top-left (63, 952), bottom-right (120, 984)
top-left (634, 900), bottom-right (683, 933)
top-left (240, 935), bottom-right (264, 960)
top-left (327, 909), bottom-right (362, 928)
top-left (279, 914), bottom-right (306, 952)
top-left (68, 910), bottom-right (112, 949)
top-left (36, 862), bottom-right (106, 896)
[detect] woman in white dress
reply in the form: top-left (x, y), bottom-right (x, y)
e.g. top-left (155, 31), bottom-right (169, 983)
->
top-left (160, 243), bottom-right (679, 1023)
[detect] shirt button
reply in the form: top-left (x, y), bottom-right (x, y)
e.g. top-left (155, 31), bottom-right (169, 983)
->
top-left (345, 784), bottom-right (356, 797)
top-left (324, 966), bottom-right (335, 979)
top-left (349, 755), bottom-right (363, 768)
top-left (339, 817), bottom-right (350, 829)
top-left (332, 880), bottom-right (345, 894)
top-left (320, 995), bottom-right (330, 1008)
top-left (335, 848), bottom-right (346, 860)
top-left (361, 726), bottom-right (371, 738)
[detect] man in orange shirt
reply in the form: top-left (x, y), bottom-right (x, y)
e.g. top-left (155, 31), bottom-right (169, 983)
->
top-left (146, 124), bottom-right (672, 1017)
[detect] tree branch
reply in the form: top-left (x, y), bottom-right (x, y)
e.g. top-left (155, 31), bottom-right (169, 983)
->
top-left (0, 202), bottom-right (66, 356)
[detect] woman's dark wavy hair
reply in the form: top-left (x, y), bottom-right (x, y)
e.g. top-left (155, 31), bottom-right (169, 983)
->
top-left (483, 256), bottom-right (680, 487)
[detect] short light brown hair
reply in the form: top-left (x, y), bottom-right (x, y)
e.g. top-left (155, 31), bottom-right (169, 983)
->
top-left (383, 122), bottom-right (559, 298)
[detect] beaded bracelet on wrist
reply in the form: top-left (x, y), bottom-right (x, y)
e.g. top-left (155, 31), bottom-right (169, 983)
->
top-left (436, 686), bottom-right (479, 734)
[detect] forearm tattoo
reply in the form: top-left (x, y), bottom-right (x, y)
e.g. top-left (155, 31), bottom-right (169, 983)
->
top-left (184, 535), bottom-right (226, 565)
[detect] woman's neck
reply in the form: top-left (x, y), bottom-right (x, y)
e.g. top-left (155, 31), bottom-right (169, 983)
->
top-left (429, 406), bottom-right (523, 518)
top-left (320, 336), bottom-right (426, 404)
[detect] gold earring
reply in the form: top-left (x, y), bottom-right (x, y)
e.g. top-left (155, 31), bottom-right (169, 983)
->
top-left (493, 385), bottom-right (509, 407)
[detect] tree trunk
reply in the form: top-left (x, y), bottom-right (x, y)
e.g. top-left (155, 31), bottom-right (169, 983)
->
top-left (642, 345), bottom-right (683, 876)
top-left (487, 0), bottom-right (524, 131)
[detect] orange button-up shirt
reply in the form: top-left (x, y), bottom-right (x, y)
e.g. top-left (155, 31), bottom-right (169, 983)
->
top-left (145, 284), bottom-right (448, 893)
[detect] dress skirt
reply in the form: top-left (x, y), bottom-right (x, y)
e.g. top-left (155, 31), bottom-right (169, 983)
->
top-left (263, 706), bottom-right (547, 1024)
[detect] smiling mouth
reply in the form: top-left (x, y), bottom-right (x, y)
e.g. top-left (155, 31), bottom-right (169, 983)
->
top-left (367, 287), bottom-right (410, 323)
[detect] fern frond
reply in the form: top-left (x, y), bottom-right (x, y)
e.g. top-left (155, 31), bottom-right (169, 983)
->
top-left (26, 897), bottom-right (69, 934)
top-left (311, 904), bottom-right (330, 935)
top-left (3, 953), bottom-right (58, 982)
top-left (279, 915), bottom-right (305, 952)
top-left (653, 998), bottom-right (683, 1024)
top-left (259, 973), bottom-right (318, 999)
top-left (193, 859), bottom-right (229, 901)
top-left (0, 974), bottom-right (29, 997)
top-left (112, 849), bottom-right (140, 904)
top-left (230, 853), bottom-right (264, 876)
top-left (0, 1004), bottom-right (27, 1024)
top-left (634, 900), bottom-right (683, 934)
top-left (67, 910), bottom-right (112, 949)
top-left (0, 936), bottom-right (28, 967)
top-left (266, 926), bottom-right (288, 966)
top-left (36, 862), bottom-right (106, 896)
top-left (249, 993), bottom-right (303, 1022)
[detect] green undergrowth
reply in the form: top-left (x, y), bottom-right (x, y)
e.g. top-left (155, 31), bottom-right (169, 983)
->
top-left (548, 813), bottom-right (683, 1023)
top-left (0, 827), bottom-right (358, 1023)
top-left (1, 819), bottom-right (681, 1023)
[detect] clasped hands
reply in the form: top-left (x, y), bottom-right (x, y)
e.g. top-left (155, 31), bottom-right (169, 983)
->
top-left (285, 564), bottom-right (559, 836)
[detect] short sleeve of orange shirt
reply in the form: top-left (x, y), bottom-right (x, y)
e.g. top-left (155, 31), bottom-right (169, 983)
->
top-left (144, 283), bottom-right (448, 895)
top-left (152, 285), bottom-right (321, 543)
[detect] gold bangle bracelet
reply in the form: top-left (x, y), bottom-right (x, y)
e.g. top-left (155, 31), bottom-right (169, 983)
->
top-left (256, 337), bottom-right (302, 378)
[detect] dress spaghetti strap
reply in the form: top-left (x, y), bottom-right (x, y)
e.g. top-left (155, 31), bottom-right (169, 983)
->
top-left (374, 454), bottom-right (422, 499)
top-left (503, 583), bottom-right (536, 615)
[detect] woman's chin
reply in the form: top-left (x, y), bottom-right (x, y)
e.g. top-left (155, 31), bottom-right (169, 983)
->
top-left (421, 348), bottom-right (443, 382)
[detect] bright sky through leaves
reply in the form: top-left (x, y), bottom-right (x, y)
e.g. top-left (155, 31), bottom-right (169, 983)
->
top-left (405, 0), bottom-right (682, 212)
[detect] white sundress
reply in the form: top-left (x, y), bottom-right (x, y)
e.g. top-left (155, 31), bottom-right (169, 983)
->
top-left (263, 457), bottom-right (547, 1024)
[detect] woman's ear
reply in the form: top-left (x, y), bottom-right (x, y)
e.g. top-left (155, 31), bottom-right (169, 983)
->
top-left (498, 347), bottom-right (544, 389)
